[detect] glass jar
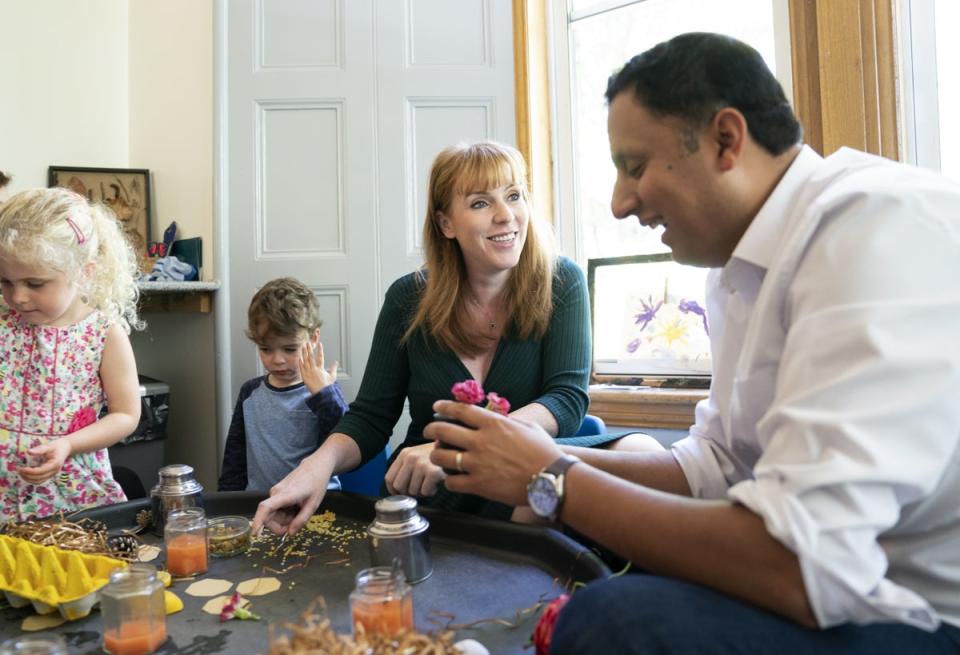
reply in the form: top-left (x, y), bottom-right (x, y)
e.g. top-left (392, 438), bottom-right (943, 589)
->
top-left (100, 564), bottom-right (167, 655)
top-left (0, 635), bottom-right (67, 655)
top-left (207, 515), bottom-right (251, 558)
top-left (349, 565), bottom-right (414, 636)
top-left (164, 507), bottom-right (208, 576)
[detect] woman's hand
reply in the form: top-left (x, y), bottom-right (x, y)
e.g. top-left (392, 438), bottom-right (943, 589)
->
top-left (425, 400), bottom-right (562, 507)
top-left (252, 454), bottom-right (334, 537)
top-left (385, 442), bottom-right (446, 497)
top-left (19, 439), bottom-right (72, 485)
top-left (252, 434), bottom-right (361, 537)
top-left (300, 341), bottom-right (338, 395)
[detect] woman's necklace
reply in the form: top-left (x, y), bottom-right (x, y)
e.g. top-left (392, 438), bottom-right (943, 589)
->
top-left (469, 295), bottom-right (501, 333)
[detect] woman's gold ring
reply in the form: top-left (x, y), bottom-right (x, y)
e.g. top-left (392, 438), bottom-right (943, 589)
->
top-left (455, 451), bottom-right (464, 473)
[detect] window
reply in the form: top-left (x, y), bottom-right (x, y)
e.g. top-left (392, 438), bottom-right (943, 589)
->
top-left (551, 0), bottom-right (792, 378)
top-left (899, 0), bottom-right (960, 183)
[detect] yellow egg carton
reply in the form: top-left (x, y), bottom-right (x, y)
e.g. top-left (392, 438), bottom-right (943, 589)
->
top-left (0, 534), bottom-right (126, 620)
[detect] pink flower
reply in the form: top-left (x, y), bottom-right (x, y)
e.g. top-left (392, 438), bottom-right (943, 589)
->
top-left (451, 380), bottom-right (485, 404)
top-left (484, 392), bottom-right (510, 415)
top-left (220, 592), bottom-right (260, 622)
top-left (68, 407), bottom-right (97, 433)
top-left (450, 380), bottom-right (512, 416)
top-left (532, 594), bottom-right (570, 655)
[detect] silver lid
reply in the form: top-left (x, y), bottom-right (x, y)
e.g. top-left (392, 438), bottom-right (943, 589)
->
top-left (368, 495), bottom-right (428, 538)
top-left (151, 464), bottom-right (203, 495)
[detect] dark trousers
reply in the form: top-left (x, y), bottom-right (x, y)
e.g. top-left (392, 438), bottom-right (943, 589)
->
top-left (550, 574), bottom-right (960, 654)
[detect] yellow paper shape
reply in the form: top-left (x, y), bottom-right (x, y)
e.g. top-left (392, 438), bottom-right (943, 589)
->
top-left (236, 576), bottom-right (281, 596)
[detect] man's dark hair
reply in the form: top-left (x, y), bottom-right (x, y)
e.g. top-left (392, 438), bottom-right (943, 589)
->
top-left (0, 171), bottom-right (10, 188)
top-left (605, 32), bottom-right (801, 156)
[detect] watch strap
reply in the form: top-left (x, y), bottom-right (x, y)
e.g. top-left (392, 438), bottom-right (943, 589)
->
top-left (544, 454), bottom-right (580, 478)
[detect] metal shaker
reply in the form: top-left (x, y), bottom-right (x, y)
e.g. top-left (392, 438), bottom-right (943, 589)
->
top-left (367, 495), bottom-right (432, 583)
top-left (149, 464), bottom-right (204, 536)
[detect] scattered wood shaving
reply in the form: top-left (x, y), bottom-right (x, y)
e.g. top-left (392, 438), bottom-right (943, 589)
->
top-left (426, 593), bottom-right (548, 631)
top-left (202, 594), bottom-right (250, 615)
top-left (138, 544), bottom-right (161, 562)
top-left (237, 576), bottom-right (282, 596)
top-left (1, 514), bottom-right (140, 561)
top-left (186, 578), bottom-right (233, 597)
top-left (267, 599), bottom-right (461, 655)
top-left (21, 613), bottom-right (66, 631)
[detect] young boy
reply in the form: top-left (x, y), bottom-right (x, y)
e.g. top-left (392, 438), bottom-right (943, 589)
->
top-left (218, 277), bottom-right (348, 492)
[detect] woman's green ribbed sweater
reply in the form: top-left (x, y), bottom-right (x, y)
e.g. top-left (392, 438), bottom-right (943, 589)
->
top-left (332, 256), bottom-right (591, 517)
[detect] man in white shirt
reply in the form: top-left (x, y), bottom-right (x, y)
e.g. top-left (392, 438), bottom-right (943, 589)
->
top-left (427, 32), bottom-right (960, 653)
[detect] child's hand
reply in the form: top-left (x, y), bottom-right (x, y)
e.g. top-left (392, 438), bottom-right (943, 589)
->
top-left (300, 341), bottom-right (338, 395)
top-left (18, 439), bottom-right (72, 485)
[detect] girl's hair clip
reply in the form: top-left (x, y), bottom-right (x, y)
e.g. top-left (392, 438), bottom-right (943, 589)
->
top-left (65, 217), bottom-right (86, 244)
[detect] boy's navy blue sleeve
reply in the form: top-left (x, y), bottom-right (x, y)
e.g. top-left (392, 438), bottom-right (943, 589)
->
top-left (217, 379), bottom-right (261, 491)
top-left (305, 382), bottom-right (349, 445)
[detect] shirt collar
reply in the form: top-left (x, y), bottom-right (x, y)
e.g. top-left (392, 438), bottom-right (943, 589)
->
top-left (730, 145), bottom-right (823, 271)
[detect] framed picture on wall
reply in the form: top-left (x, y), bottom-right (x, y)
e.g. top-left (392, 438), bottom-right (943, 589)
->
top-left (48, 166), bottom-right (151, 258)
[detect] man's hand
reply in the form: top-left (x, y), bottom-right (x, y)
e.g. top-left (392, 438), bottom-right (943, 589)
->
top-left (425, 400), bottom-right (563, 507)
top-left (19, 439), bottom-right (72, 485)
top-left (300, 341), bottom-right (338, 395)
top-left (385, 442), bottom-right (446, 497)
top-left (251, 454), bottom-right (334, 537)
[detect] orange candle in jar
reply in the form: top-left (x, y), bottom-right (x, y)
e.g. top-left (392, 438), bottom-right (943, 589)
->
top-left (351, 595), bottom-right (414, 635)
top-left (103, 619), bottom-right (168, 655)
top-left (166, 533), bottom-right (208, 576)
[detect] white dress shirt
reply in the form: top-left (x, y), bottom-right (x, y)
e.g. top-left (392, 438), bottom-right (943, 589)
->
top-left (671, 145), bottom-right (960, 630)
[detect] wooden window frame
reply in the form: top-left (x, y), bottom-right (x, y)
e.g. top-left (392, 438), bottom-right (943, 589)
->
top-left (788, 0), bottom-right (900, 158)
top-left (514, 0), bottom-right (900, 428)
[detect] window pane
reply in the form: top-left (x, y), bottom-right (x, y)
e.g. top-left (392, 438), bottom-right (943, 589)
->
top-left (935, 0), bottom-right (960, 182)
top-left (567, 0), bottom-right (781, 377)
top-left (570, 0), bottom-right (640, 17)
top-left (569, 0), bottom-right (778, 260)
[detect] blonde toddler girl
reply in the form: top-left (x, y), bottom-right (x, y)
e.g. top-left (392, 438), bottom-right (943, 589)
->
top-left (0, 187), bottom-right (143, 522)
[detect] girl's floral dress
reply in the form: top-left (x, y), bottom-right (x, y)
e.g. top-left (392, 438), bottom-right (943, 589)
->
top-left (0, 306), bottom-right (127, 522)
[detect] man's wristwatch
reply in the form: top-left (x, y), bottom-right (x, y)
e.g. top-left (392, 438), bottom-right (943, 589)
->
top-left (527, 454), bottom-right (580, 522)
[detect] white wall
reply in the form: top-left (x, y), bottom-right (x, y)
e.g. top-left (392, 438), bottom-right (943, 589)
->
top-left (0, 0), bottom-right (129, 190)
top-left (0, 0), bottom-right (220, 489)
top-left (129, 0), bottom-right (214, 269)
top-left (127, 1), bottom-right (218, 488)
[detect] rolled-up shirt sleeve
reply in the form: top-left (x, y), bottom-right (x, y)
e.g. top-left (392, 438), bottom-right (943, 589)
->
top-left (728, 192), bottom-right (960, 629)
top-left (672, 412), bottom-right (742, 501)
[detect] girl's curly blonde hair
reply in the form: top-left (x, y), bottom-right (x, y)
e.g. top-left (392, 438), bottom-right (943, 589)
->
top-left (0, 187), bottom-right (143, 332)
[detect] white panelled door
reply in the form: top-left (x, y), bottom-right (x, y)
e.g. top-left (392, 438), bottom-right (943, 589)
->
top-left (375, 0), bottom-right (517, 285)
top-left (221, 0), bottom-right (515, 458)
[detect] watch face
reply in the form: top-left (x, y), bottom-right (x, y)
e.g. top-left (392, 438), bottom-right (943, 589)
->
top-left (528, 475), bottom-right (559, 518)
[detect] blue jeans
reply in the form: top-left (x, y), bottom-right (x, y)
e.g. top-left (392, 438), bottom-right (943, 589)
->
top-left (550, 574), bottom-right (960, 654)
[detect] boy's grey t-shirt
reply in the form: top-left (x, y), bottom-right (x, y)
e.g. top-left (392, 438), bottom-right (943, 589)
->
top-left (218, 376), bottom-right (348, 492)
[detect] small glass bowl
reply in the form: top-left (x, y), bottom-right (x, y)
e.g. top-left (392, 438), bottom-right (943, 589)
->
top-left (206, 516), bottom-right (251, 558)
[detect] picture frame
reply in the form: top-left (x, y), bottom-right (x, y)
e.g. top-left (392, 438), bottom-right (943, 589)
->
top-left (588, 253), bottom-right (712, 381)
top-left (48, 166), bottom-right (151, 258)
